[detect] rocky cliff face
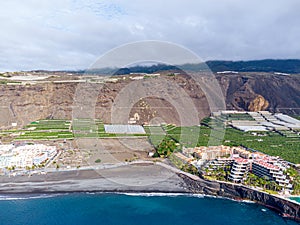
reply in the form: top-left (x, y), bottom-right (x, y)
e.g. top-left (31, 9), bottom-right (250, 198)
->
top-left (0, 83), bottom-right (76, 127)
top-left (248, 95), bottom-right (269, 111)
top-left (217, 73), bottom-right (300, 114)
top-left (0, 72), bottom-right (299, 128)
top-left (0, 74), bottom-right (211, 127)
top-left (179, 174), bottom-right (300, 221)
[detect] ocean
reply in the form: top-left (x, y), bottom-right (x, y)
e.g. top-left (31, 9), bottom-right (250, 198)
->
top-left (0, 193), bottom-right (297, 225)
top-left (290, 197), bottom-right (300, 203)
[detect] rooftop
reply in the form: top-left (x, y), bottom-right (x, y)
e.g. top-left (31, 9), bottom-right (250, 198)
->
top-left (234, 158), bottom-right (249, 164)
top-left (254, 160), bottom-right (280, 170)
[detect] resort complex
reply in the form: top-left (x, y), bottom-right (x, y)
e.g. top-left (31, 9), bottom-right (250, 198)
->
top-left (178, 145), bottom-right (293, 190)
top-left (0, 143), bottom-right (57, 169)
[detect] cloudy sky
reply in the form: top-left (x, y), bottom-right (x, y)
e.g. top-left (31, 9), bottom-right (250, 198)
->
top-left (0, 0), bottom-right (299, 71)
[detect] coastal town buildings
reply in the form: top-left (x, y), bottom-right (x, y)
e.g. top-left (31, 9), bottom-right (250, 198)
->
top-left (206, 157), bottom-right (234, 169)
top-left (182, 145), bottom-right (293, 189)
top-left (0, 144), bottom-right (57, 169)
top-left (184, 145), bottom-right (232, 160)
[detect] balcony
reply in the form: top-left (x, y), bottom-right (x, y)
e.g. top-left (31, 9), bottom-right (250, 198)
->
top-left (231, 171), bottom-right (245, 175)
top-left (270, 170), bottom-right (283, 175)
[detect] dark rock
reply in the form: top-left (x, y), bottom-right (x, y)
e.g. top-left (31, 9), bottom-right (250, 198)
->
top-left (178, 173), bottom-right (300, 222)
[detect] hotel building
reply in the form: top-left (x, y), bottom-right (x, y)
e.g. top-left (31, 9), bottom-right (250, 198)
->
top-left (252, 160), bottom-right (292, 189)
top-left (229, 158), bottom-right (249, 183)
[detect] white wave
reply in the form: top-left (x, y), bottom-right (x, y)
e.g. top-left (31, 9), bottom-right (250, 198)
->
top-left (121, 192), bottom-right (187, 197)
top-left (116, 192), bottom-right (254, 203)
top-left (119, 192), bottom-right (206, 198)
top-left (0, 192), bottom-right (255, 205)
top-left (118, 193), bottom-right (256, 204)
top-left (191, 194), bottom-right (205, 198)
top-left (0, 193), bottom-right (66, 201)
top-left (241, 199), bottom-right (255, 204)
top-left (203, 194), bottom-right (255, 204)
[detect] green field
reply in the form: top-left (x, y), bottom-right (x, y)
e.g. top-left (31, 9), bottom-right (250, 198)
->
top-left (291, 115), bottom-right (300, 120)
top-left (145, 125), bottom-right (210, 148)
top-left (26, 119), bottom-right (71, 130)
top-left (225, 113), bottom-right (255, 121)
top-left (2, 117), bottom-right (300, 163)
top-left (72, 119), bottom-right (103, 138)
top-left (15, 119), bottom-right (148, 140)
top-left (166, 126), bottom-right (211, 147)
top-left (223, 128), bottom-right (300, 164)
top-left (144, 126), bottom-right (166, 147)
top-left (16, 119), bottom-right (73, 140)
top-left (73, 119), bottom-right (148, 138)
top-left (146, 121), bottom-right (300, 164)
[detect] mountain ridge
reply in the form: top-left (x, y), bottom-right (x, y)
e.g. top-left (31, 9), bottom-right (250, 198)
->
top-left (12, 59), bottom-right (300, 75)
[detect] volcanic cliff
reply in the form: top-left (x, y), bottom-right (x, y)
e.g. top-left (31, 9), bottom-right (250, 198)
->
top-left (0, 72), bottom-right (299, 128)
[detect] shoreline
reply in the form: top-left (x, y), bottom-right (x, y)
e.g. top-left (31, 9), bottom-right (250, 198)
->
top-left (177, 173), bottom-right (300, 222)
top-left (0, 163), bottom-right (299, 222)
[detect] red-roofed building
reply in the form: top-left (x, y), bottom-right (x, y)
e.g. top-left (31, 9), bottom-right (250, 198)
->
top-left (252, 160), bottom-right (291, 188)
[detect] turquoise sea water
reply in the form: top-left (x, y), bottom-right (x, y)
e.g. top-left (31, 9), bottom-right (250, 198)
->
top-left (0, 193), bottom-right (297, 225)
top-left (290, 197), bottom-right (300, 203)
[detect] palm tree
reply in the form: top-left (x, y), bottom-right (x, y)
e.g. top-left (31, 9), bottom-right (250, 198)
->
top-left (260, 178), bottom-right (267, 190)
top-left (247, 173), bottom-right (256, 186)
top-left (204, 167), bottom-right (209, 175)
top-left (269, 181), bottom-right (277, 191)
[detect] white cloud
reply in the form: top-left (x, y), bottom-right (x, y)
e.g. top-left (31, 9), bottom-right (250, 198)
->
top-left (0, 0), bottom-right (299, 71)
